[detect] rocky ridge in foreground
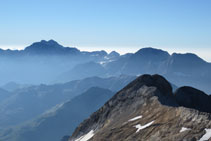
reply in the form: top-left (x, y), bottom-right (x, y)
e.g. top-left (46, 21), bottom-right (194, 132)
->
top-left (69, 74), bottom-right (211, 141)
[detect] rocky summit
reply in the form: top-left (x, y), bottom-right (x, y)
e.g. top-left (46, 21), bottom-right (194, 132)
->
top-left (69, 74), bottom-right (211, 141)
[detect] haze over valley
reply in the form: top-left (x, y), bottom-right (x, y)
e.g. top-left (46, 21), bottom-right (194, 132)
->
top-left (1, 0), bottom-right (211, 140)
top-left (0, 39), bottom-right (209, 140)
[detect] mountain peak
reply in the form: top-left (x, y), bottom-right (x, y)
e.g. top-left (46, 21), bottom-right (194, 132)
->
top-left (109, 51), bottom-right (119, 56)
top-left (29, 39), bottom-right (62, 48)
top-left (40, 39), bottom-right (59, 45)
top-left (135, 47), bottom-right (170, 56)
top-left (70, 74), bottom-right (211, 141)
top-left (106, 51), bottom-right (120, 59)
top-left (175, 86), bottom-right (211, 113)
top-left (131, 47), bottom-right (170, 64)
top-left (125, 74), bottom-right (173, 96)
top-left (24, 40), bottom-right (80, 55)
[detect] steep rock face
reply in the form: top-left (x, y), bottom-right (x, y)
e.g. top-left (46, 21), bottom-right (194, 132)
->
top-left (69, 74), bottom-right (211, 141)
top-left (175, 86), bottom-right (211, 113)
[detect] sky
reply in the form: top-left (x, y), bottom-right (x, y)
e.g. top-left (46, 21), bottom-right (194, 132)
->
top-left (0, 0), bottom-right (211, 61)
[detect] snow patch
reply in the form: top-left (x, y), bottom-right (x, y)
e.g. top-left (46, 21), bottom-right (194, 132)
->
top-left (199, 129), bottom-right (211, 141)
top-left (179, 127), bottom-right (191, 133)
top-left (134, 121), bottom-right (154, 133)
top-left (99, 61), bottom-right (105, 65)
top-left (128, 115), bottom-right (142, 122)
top-left (75, 130), bottom-right (94, 141)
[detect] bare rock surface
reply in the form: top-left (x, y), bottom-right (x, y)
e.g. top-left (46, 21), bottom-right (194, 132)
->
top-left (69, 74), bottom-right (211, 141)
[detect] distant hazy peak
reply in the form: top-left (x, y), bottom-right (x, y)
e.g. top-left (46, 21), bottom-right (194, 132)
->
top-left (26, 39), bottom-right (63, 49)
top-left (41, 39), bottom-right (59, 44)
top-left (107, 51), bottom-right (120, 58)
top-left (171, 53), bottom-right (207, 63)
top-left (90, 50), bottom-right (108, 56)
top-left (24, 39), bottom-right (80, 55)
top-left (135, 47), bottom-right (170, 56)
top-left (109, 51), bottom-right (120, 55)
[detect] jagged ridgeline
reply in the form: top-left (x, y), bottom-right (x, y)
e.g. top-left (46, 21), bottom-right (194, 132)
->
top-left (0, 40), bottom-right (211, 94)
top-left (69, 74), bottom-right (211, 141)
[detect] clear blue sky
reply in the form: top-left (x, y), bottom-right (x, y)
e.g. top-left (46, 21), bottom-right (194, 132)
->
top-left (0, 0), bottom-right (210, 60)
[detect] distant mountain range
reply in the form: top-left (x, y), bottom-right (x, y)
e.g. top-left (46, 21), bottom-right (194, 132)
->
top-left (0, 75), bottom-right (135, 129)
top-left (0, 40), bottom-right (210, 93)
top-left (104, 47), bottom-right (211, 93)
top-left (0, 87), bottom-right (114, 141)
top-left (69, 74), bottom-right (211, 141)
top-left (0, 40), bottom-right (211, 140)
top-left (0, 40), bottom-right (120, 85)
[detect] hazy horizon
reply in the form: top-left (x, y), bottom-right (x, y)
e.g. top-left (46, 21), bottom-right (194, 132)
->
top-left (0, 1), bottom-right (211, 141)
top-left (0, 41), bottom-right (210, 62)
top-left (0, 0), bottom-right (210, 61)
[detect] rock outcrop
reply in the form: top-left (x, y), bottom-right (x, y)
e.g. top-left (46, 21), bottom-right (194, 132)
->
top-left (69, 74), bottom-right (211, 141)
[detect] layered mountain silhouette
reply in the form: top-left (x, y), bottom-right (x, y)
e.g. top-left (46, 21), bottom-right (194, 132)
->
top-left (105, 47), bottom-right (211, 93)
top-left (0, 40), bottom-right (119, 85)
top-left (0, 75), bottom-right (135, 129)
top-left (0, 87), bottom-right (114, 141)
top-left (69, 74), bottom-right (211, 141)
top-left (0, 40), bottom-right (210, 141)
top-left (105, 48), bottom-right (169, 75)
top-left (0, 40), bottom-right (210, 93)
top-left (23, 40), bottom-right (80, 55)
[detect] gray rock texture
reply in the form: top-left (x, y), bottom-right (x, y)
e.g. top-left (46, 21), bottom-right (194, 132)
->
top-left (69, 74), bottom-right (211, 141)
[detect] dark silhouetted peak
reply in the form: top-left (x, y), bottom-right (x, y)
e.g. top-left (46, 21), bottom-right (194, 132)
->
top-left (40, 39), bottom-right (60, 45)
top-left (30, 40), bottom-right (62, 48)
top-left (134, 47), bottom-right (170, 59)
top-left (24, 40), bottom-right (80, 55)
top-left (175, 86), bottom-right (211, 113)
top-left (125, 74), bottom-right (173, 96)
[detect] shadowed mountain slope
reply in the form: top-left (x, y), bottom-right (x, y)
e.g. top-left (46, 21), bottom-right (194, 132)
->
top-left (0, 87), bottom-right (114, 141)
top-left (0, 75), bottom-right (135, 129)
